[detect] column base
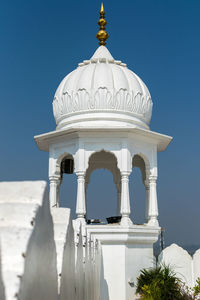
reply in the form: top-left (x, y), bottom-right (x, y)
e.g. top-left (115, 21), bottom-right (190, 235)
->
top-left (147, 217), bottom-right (159, 227)
top-left (76, 216), bottom-right (86, 225)
top-left (120, 216), bottom-right (133, 226)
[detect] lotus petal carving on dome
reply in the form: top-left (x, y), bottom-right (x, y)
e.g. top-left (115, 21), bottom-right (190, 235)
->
top-left (52, 46), bottom-right (154, 129)
top-left (53, 87), bottom-right (153, 125)
top-left (93, 88), bottom-right (112, 110)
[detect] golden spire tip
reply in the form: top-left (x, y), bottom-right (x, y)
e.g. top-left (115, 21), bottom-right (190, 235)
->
top-left (96, 3), bottom-right (109, 46)
top-left (100, 3), bottom-right (104, 13)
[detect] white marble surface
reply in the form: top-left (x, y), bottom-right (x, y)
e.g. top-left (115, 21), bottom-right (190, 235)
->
top-left (158, 243), bottom-right (193, 287)
top-left (193, 249), bottom-right (200, 285)
top-left (0, 181), bottom-right (58, 300)
top-left (53, 46), bottom-right (153, 130)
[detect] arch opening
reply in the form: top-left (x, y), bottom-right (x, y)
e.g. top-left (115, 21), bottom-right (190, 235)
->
top-left (59, 154), bottom-right (77, 219)
top-left (130, 154), bottom-right (147, 225)
top-left (85, 150), bottom-right (120, 223)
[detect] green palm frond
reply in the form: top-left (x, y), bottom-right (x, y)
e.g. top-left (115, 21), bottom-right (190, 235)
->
top-left (136, 264), bottom-right (184, 300)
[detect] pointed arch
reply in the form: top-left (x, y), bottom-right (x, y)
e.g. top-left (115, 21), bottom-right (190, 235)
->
top-left (55, 152), bottom-right (76, 211)
top-left (130, 153), bottom-right (150, 224)
top-left (85, 150), bottom-right (120, 188)
top-left (56, 152), bottom-right (74, 177)
top-left (85, 150), bottom-right (121, 220)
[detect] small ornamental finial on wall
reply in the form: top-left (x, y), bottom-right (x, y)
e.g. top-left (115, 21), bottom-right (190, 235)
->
top-left (96, 3), bottom-right (109, 46)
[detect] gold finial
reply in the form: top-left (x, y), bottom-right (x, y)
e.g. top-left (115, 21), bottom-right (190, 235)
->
top-left (100, 2), bottom-right (104, 13)
top-left (96, 3), bottom-right (109, 46)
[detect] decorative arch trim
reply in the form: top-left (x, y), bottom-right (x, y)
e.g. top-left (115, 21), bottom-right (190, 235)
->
top-left (55, 152), bottom-right (75, 176)
top-left (132, 153), bottom-right (150, 183)
top-left (85, 150), bottom-right (120, 189)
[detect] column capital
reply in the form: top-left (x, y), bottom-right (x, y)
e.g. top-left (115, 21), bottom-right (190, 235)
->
top-left (149, 175), bottom-right (157, 183)
top-left (121, 171), bottom-right (131, 177)
top-left (75, 171), bottom-right (86, 177)
top-left (49, 175), bottom-right (60, 181)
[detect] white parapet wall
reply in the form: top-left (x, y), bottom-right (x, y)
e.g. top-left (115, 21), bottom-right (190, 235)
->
top-left (0, 181), bottom-right (58, 300)
top-left (158, 243), bottom-right (200, 288)
top-left (0, 248), bottom-right (5, 300)
top-left (193, 249), bottom-right (200, 284)
top-left (3, 180), bottom-right (200, 300)
top-left (51, 207), bottom-right (75, 297)
top-left (158, 243), bottom-right (193, 287)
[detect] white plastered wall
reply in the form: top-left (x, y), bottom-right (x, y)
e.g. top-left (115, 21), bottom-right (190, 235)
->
top-left (193, 249), bottom-right (200, 284)
top-left (59, 210), bottom-right (76, 300)
top-left (51, 207), bottom-right (74, 295)
top-left (0, 181), bottom-right (58, 300)
top-left (158, 244), bottom-right (200, 288)
top-left (158, 244), bottom-right (193, 287)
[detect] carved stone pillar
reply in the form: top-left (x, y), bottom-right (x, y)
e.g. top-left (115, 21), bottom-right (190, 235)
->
top-left (144, 180), bottom-right (150, 223)
top-left (147, 176), bottom-right (159, 226)
top-left (76, 172), bottom-right (86, 223)
top-left (85, 180), bottom-right (89, 220)
top-left (116, 182), bottom-right (121, 216)
top-left (120, 172), bottom-right (132, 226)
top-left (49, 176), bottom-right (60, 208)
top-left (56, 179), bottom-right (61, 207)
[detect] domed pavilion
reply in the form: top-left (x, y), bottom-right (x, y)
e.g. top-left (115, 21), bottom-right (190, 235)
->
top-left (34, 4), bottom-right (172, 299)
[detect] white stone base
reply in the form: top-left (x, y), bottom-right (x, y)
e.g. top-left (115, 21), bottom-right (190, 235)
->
top-left (86, 224), bottom-right (160, 300)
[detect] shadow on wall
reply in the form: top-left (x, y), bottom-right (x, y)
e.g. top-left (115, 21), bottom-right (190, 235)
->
top-left (60, 217), bottom-right (75, 300)
top-left (18, 189), bottom-right (58, 300)
top-left (0, 248), bottom-right (5, 300)
top-left (100, 253), bottom-right (109, 300)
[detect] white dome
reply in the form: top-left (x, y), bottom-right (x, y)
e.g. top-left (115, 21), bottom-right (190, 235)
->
top-left (53, 46), bottom-right (153, 130)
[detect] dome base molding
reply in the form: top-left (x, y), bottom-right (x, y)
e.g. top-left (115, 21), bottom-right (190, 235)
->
top-left (56, 111), bottom-right (149, 131)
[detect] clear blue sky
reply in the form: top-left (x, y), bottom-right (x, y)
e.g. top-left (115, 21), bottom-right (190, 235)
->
top-left (0, 0), bottom-right (200, 247)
